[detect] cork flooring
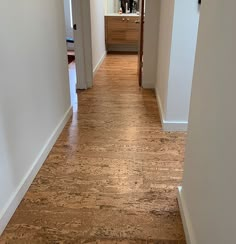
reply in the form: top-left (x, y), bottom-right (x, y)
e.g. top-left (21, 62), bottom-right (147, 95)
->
top-left (0, 54), bottom-right (186, 243)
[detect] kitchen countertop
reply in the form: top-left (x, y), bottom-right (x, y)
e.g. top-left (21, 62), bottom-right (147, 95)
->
top-left (105, 13), bottom-right (139, 17)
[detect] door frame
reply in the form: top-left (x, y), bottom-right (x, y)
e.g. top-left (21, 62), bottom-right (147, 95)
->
top-left (72, 0), bottom-right (93, 90)
top-left (138, 0), bottom-right (145, 87)
top-left (72, 0), bottom-right (147, 89)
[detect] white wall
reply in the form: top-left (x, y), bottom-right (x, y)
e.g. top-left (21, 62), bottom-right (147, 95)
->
top-left (166, 0), bottom-right (199, 122)
top-left (64, 0), bottom-right (73, 39)
top-left (90, 0), bottom-right (106, 74)
top-left (155, 0), bottom-right (199, 131)
top-left (103, 0), bottom-right (119, 14)
top-left (180, 1), bottom-right (236, 243)
top-left (64, 0), bottom-right (74, 50)
top-left (142, 0), bottom-right (160, 89)
top-left (103, 0), bottom-right (108, 14)
top-left (0, 0), bottom-right (71, 234)
top-left (155, 0), bottom-right (175, 114)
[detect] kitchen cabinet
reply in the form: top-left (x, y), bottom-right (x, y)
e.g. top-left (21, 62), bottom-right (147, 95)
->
top-left (105, 15), bottom-right (140, 51)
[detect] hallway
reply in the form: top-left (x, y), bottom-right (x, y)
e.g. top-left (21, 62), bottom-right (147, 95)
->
top-left (1, 54), bottom-right (186, 243)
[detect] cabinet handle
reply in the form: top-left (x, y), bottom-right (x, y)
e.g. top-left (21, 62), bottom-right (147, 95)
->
top-left (135, 20), bottom-right (140, 24)
top-left (122, 18), bottom-right (125, 21)
top-left (126, 18), bottom-right (130, 21)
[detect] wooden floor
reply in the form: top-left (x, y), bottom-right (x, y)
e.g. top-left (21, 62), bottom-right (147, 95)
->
top-left (1, 54), bottom-right (186, 243)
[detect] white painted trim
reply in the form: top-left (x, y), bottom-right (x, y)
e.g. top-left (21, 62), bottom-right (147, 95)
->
top-left (0, 106), bottom-right (73, 235)
top-left (177, 187), bottom-right (197, 244)
top-left (155, 88), bottom-right (188, 131)
top-left (93, 51), bottom-right (106, 77)
top-left (155, 87), bottom-right (165, 129)
top-left (72, 0), bottom-right (93, 89)
top-left (162, 120), bottom-right (188, 132)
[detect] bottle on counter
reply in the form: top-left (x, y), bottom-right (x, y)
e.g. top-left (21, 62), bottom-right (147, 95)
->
top-left (130, 0), bottom-right (134, 13)
top-left (125, 2), bottom-right (128, 13)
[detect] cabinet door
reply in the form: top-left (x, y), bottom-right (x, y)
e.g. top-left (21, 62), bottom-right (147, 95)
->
top-left (126, 17), bottom-right (140, 43)
top-left (107, 16), bottom-right (127, 30)
top-left (105, 16), bottom-right (139, 45)
top-left (108, 30), bottom-right (127, 44)
top-left (126, 17), bottom-right (140, 30)
top-left (125, 30), bottom-right (139, 43)
top-left (106, 17), bottom-right (127, 44)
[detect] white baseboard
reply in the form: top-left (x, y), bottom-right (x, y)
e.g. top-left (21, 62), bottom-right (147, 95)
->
top-left (0, 106), bottom-right (73, 235)
top-left (93, 51), bottom-right (106, 77)
top-left (106, 45), bottom-right (138, 52)
top-left (142, 82), bottom-right (155, 89)
top-left (177, 187), bottom-right (196, 244)
top-left (162, 120), bottom-right (188, 132)
top-left (155, 88), bottom-right (188, 131)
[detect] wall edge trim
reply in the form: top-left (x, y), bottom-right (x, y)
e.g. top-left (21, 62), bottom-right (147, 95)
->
top-left (93, 51), bottom-right (107, 77)
top-left (177, 186), bottom-right (197, 244)
top-left (0, 106), bottom-right (73, 235)
top-left (155, 88), bottom-right (188, 131)
top-left (142, 82), bottom-right (155, 89)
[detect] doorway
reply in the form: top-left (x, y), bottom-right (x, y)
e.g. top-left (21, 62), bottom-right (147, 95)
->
top-left (64, 0), bottom-right (155, 92)
top-left (104, 0), bottom-right (145, 87)
top-left (63, 0), bottom-right (77, 110)
top-left (63, 0), bottom-right (93, 94)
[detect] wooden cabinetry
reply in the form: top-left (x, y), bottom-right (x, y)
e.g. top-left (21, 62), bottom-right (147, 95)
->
top-left (105, 16), bottom-right (140, 51)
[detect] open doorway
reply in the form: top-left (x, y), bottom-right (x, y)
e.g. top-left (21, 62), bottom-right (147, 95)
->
top-left (64, 0), bottom-right (200, 133)
top-left (63, 0), bottom-right (77, 111)
top-left (64, 0), bottom-right (146, 93)
top-left (63, 0), bottom-right (93, 97)
top-left (104, 0), bottom-right (145, 86)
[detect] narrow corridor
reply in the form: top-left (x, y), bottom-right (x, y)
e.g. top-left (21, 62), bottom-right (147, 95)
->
top-left (1, 54), bottom-right (186, 243)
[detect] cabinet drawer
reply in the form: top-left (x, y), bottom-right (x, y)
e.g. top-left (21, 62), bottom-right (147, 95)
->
top-left (107, 29), bottom-right (139, 44)
top-left (126, 30), bottom-right (139, 43)
top-left (107, 30), bottom-right (127, 44)
top-left (106, 16), bottom-right (128, 30)
top-left (126, 18), bottom-right (140, 30)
